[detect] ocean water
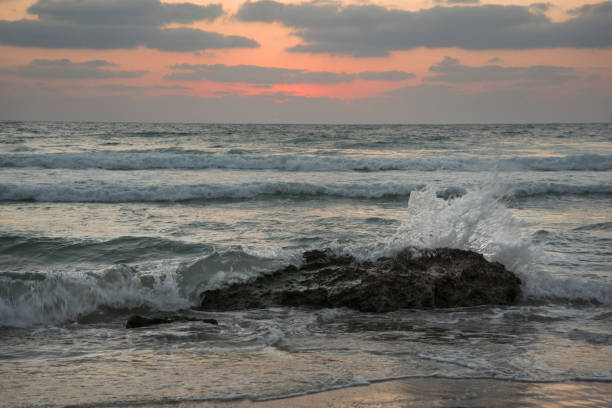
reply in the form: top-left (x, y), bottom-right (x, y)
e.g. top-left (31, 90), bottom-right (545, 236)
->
top-left (0, 121), bottom-right (610, 407)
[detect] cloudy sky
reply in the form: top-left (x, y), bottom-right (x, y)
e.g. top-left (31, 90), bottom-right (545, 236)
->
top-left (0, 0), bottom-right (610, 123)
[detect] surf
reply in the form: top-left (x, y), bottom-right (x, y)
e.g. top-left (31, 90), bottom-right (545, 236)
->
top-left (1, 151), bottom-right (610, 171)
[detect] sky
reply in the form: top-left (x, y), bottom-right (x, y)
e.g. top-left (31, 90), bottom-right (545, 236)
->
top-left (0, 0), bottom-right (611, 123)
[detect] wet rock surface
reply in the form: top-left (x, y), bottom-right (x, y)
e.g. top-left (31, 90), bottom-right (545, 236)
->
top-left (198, 248), bottom-right (521, 313)
top-left (126, 314), bottom-right (218, 329)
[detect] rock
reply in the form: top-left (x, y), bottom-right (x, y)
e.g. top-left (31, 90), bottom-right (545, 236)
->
top-left (125, 314), bottom-right (218, 329)
top-left (198, 248), bottom-right (521, 313)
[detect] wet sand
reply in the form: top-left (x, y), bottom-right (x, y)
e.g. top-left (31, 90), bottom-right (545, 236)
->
top-left (167, 378), bottom-right (611, 408)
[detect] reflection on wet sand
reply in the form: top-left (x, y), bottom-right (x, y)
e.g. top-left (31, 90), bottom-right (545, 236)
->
top-left (185, 378), bottom-right (611, 408)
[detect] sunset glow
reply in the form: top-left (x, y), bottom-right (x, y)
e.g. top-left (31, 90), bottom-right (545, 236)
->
top-left (0, 0), bottom-right (610, 122)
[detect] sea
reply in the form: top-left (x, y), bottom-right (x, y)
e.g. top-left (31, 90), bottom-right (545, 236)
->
top-left (0, 121), bottom-right (610, 407)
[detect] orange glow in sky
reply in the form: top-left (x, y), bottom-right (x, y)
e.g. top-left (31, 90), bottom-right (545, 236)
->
top-left (0, 0), bottom-right (610, 122)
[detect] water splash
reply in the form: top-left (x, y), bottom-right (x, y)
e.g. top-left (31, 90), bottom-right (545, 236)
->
top-left (0, 264), bottom-right (189, 327)
top-left (0, 248), bottom-right (295, 328)
top-left (387, 183), bottom-right (538, 273)
top-left (385, 183), bottom-right (611, 304)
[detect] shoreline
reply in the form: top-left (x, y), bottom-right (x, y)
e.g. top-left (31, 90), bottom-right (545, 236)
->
top-left (147, 378), bottom-right (612, 408)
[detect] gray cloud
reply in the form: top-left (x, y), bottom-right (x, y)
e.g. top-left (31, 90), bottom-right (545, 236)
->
top-left (529, 2), bottom-right (553, 13)
top-left (145, 28), bottom-right (257, 52)
top-left (0, 59), bottom-right (147, 78)
top-left (425, 56), bottom-right (580, 85)
top-left (569, 1), bottom-right (612, 15)
top-left (166, 64), bottom-right (350, 83)
top-left (96, 84), bottom-right (188, 92)
top-left (434, 0), bottom-right (480, 4)
top-left (0, 0), bottom-right (258, 52)
top-left (28, 0), bottom-right (223, 26)
top-left (165, 64), bottom-right (414, 84)
top-left (236, 1), bottom-right (612, 57)
top-left (357, 70), bottom-right (416, 81)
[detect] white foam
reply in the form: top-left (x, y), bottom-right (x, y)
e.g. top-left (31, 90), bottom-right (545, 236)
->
top-left (260, 327), bottom-right (285, 346)
top-left (0, 249), bottom-right (293, 327)
top-left (1, 152), bottom-right (610, 172)
top-left (386, 184), bottom-right (538, 272)
top-left (417, 352), bottom-right (498, 375)
top-left (522, 269), bottom-right (612, 304)
top-left (385, 184), bottom-right (612, 304)
top-left (0, 264), bottom-right (190, 327)
top-left (509, 182), bottom-right (612, 198)
top-left (0, 181), bottom-right (423, 202)
top-left (0, 180), bottom-right (610, 203)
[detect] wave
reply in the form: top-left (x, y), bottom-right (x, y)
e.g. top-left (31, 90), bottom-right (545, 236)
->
top-left (0, 248), bottom-right (290, 328)
top-left (0, 182), bottom-right (424, 202)
top-left (1, 241), bottom-right (610, 328)
top-left (385, 186), bottom-right (612, 305)
top-left (2, 181), bottom-right (610, 328)
top-left (0, 181), bottom-right (610, 203)
top-left (567, 329), bottom-right (612, 346)
top-left (1, 152), bottom-right (610, 172)
top-left (573, 222), bottom-right (612, 232)
top-left (0, 235), bottom-right (211, 267)
top-left (509, 183), bottom-right (612, 198)
top-left (0, 264), bottom-right (190, 328)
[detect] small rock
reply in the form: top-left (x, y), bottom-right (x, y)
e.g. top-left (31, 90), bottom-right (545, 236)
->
top-left (125, 314), bottom-right (218, 329)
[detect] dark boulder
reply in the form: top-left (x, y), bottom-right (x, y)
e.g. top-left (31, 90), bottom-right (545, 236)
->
top-left (198, 248), bottom-right (521, 313)
top-left (126, 314), bottom-right (218, 329)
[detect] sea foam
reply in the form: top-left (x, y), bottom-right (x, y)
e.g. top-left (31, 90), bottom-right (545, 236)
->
top-left (0, 249), bottom-right (292, 328)
top-left (1, 152), bottom-right (610, 172)
top-left (386, 185), bottom-right (612, 304)
top-left (0, 264), bottom-right (189, 327)
top-left (1, 182), bottom-right (609, 328)
top-left (0, 180), bottom-right (610, 203)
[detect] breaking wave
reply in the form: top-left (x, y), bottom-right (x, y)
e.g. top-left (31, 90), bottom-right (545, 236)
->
top-left (0, 182), bottom-right (423, 202)
top-left (0, 264), bottom-right (190, 328)
top-left (0, 247), bottom-right (291, 328)
top-left (386, 186), bottom-right (612, 305)
top-left (0, 181), bottom-right (610, 203)
top-left (1, 152), bottom-right (610, 172)
top-left (1, 180), bottom-right (610, 328)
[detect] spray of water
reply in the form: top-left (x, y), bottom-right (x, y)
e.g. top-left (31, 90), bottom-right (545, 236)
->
top-left (385, 180), bottom-right (610, 304)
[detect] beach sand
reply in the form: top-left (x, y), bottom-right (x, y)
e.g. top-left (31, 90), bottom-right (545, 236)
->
top-left (158, 378), bottom-right (611, 408)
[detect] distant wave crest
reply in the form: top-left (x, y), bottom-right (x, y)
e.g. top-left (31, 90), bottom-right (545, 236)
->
top-left (0, 182), bottom-right (424, 202)
top-left (1, 152), bottom-right (611, 172)
top-left (0, 181), bottom-right (610, 203)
